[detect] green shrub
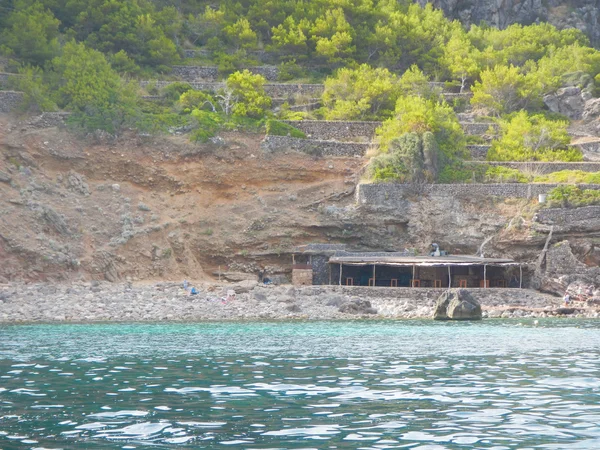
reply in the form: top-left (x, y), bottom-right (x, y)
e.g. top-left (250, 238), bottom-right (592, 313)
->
top-left (265, 119), bottom-right (306, 138)
top-left (534, 170), bottom-right (600, 184)
top-left (190, 110), bottom-right (223, 142)
top-left (546, 185), bottom-right (600, 208)
top-left (437, 162), bottom-right (487, 183)
top-left (161, 82), bottom-right (193, 102)
top-left (278, 60), bottom-right (306, 81)
top-left (485, 166), bottom-right (528, 183)
top-left (488, 111), bottom-right (580, 161)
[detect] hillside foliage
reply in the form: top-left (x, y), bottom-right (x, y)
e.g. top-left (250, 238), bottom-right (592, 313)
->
top-left (2, 0), bottom-right (600, 180)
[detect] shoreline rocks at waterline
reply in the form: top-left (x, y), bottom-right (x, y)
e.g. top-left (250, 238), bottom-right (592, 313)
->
top-left (433, 289), bottom-right (482, 321)
top-left (0, 282), bottom-right (597, 322)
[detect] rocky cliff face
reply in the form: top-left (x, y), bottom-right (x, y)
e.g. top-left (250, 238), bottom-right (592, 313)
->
top-left (417, 0), bottom-right (600, 46)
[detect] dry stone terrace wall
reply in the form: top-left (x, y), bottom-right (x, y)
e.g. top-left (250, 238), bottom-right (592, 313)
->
top-left (0, 91), bottom-right (24, 112)
top-left (282, 120), bottom-right (380, 141)
top-left (139, 81), bottom-right (323, 98)
top-left (171, 66), bottom-right (279, 81)
top-left (467, 145), bottom-right (491, 160)
top-left (462, 122), bottom-right (498, 135)
top-left (356, 182), bottom-right (600, 206)
top-left (262, 135), bottom-right (370, 157)
top-left (478, 162), bottom-right (600, 174)
top-left (535, 205), bottom-right (600, 226)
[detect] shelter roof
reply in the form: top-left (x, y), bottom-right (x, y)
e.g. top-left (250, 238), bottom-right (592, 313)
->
top-left (328, 255), bottom-right (517, 266)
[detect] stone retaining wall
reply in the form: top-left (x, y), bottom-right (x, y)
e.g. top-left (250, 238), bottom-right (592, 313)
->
top-left (183, 49), bottom-right (277, 63)
top-left (462, 122), bottom-right (498, 135)
top-left (26, 112), bottom-right (71, 128)
top-left (0, 91), bottom-right (24, 112)
top-left (573, 141), bottom-right (600, 155)
top-left (171, 66), bottom-right (218, 81)
top-left (356, 182), bottom-right (600, 206)
top-left (467, 145), bottom-right (491, 160)
top-left (478, 161), bottom-right (600, 174)
top-left (171, 65), bottom-right (279, 81)
top-left (535, 205), bottom-right (600, 225)
top-left (262, 135), bottom-right (370, 157)
top-left (0, 72), bottom-right (17, 88)
top-left (282, 120), bottom-right (380, 141)
top-left (139, 81), bottom-right (323, 98)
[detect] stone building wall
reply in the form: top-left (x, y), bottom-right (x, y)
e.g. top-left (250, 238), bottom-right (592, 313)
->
top-left (262, 135), bottom-right (370, 157)
top-left (0, 91), bottom-right (24, 113)
top-left (356, 182), bottom-right (600, 206)
top-left (292, 268), bottom-right (313, 286)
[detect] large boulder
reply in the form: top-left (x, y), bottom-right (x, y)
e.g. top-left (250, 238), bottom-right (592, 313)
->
top-left (339, 299), bottom-right (377, 315)
top-left (433, 289), bottom-right (482, 321)
top-left (543, 86), bottom-right (586, 120)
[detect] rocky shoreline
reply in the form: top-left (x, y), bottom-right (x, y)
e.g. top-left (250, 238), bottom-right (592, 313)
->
top-left (0, 282), bottom-right (599, 323)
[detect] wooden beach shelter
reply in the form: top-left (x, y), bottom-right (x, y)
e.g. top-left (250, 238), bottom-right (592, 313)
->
top-left (327, 255), bottom-right (522, 288)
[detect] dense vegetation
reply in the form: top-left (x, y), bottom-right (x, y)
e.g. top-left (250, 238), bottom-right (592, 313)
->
top-left (1, 0), bottom-right (599, 182)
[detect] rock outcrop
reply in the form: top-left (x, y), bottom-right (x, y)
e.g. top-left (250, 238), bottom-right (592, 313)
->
top-left (417, 1), bottom-right (600, 47)
top-left (433, 289), bottom-right (482, 320)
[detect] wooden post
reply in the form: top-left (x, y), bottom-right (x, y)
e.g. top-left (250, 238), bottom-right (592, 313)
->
top-left (448, 265), bottom-right (451, 288)
top-left (328, 264), bottom-right (332, 285)
top-left (483, 264), bottom-right (487, 288)
top-left (519, 265), bottom-right (523, 289)
top-left (412, 264), bottom-right (415, 287)
top-left (373, 265), bottom-right (376, 287)
top-left (339, 263), bottom-right (343, 286)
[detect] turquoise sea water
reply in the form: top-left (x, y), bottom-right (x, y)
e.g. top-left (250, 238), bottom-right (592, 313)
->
top-left (0, 319), bottom-right (599, 449)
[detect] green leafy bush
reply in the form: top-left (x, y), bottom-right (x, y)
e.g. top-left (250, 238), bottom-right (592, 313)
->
top-left (487, 111), bottom-right (580, 161)
top-left (369, 131), bottom-right (442, 183)
top-left (226, 70), bottom-right (271, 118)
top-left (161, 83), bottom-right (193, 103)
top-left (322, 65), bottom-right (400, 120)
top-left (485, 166), bottom-right (528, 183)
top-left (189, 110), bottom-right (223, 142)
top-left (265, 119), bottom-right (306, 138)
top-left (546, 185), bottom-right (600, 208)
top-left (534, 170), bottom-right (600, 184)
top-left (377, 95), bottom-right (466, 161)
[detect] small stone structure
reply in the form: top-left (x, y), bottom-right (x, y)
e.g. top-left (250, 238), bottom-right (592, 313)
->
top-left (292, 265), bottom-right (313, 286)
top-left (261, 135), bottom-right (370, 157)
top-left (356, 182), bottom-right (600, 205)
top-left (0, 91), bottom-right (24, 113)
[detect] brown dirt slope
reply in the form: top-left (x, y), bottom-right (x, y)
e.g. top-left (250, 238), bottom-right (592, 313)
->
top-left (0, 115), bottom-right (365, 283)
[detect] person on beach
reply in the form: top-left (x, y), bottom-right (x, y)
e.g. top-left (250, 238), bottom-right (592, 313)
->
top-left (563, 292), bottom-right (571, 306)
